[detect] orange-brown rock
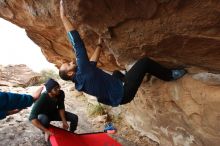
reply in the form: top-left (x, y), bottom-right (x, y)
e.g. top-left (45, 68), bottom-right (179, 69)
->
top-left (1, 0), bottom-right (220, 145)
top-left (1, 0), bottom-right (219, 71)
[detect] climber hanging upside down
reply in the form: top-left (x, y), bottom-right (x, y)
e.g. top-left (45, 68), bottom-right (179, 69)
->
top-left (58, 0), bottom-right (187, 107)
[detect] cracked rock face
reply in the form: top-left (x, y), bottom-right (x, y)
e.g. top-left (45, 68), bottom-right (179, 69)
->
top-left (1, 0), bottom-right (220, 145)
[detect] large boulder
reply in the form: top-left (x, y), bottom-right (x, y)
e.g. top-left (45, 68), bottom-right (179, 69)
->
top-left (1, 0), bottom-right (219, 71)
top-left (0, 64), bottom-right (41, 87)
top-left (123, 70), bottom-right (220, 146)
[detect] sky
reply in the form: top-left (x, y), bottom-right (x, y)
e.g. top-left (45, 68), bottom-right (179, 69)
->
top-left (0, 18), bottom-right (57, 73)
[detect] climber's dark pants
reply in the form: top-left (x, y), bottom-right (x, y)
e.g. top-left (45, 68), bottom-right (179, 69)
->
top-left (38, 111), bottom-right (78, 132)
top-left (113, 57), bottom-right (174, 105)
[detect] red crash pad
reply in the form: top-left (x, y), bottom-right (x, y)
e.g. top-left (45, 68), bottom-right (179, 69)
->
top-left (49, 125), bottom-right (122, 146)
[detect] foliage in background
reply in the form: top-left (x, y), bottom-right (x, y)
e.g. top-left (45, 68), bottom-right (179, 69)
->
top-left (87, 103), bottom-right (107, 117)
top-left (38, 69), bottom-right (59, 84)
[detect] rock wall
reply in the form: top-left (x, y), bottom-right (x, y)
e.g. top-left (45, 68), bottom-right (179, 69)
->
top-left (1, 0), bottom-right (220, 70)
top-left (123, 68), bottom-right (220, 146)
top-left (0, 0), bottom-right (220, 145)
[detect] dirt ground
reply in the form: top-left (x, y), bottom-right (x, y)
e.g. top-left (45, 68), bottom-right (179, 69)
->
top-left (0, 84), bottom-right (157, 146)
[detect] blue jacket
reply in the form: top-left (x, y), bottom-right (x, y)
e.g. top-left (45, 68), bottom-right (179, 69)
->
top-left (68, 30), bottom-right (124, 107)
top-left (0, 92), bottom-right (34, 119)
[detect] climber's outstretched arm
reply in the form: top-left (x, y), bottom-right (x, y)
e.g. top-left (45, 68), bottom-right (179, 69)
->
top-left (60, 0), bottom-right (90, 69)
top-left (60, 0), bottom-right (78, 32)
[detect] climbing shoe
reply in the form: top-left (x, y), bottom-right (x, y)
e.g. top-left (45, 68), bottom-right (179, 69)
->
top-left (172, 69), bottom-right (187, 80)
